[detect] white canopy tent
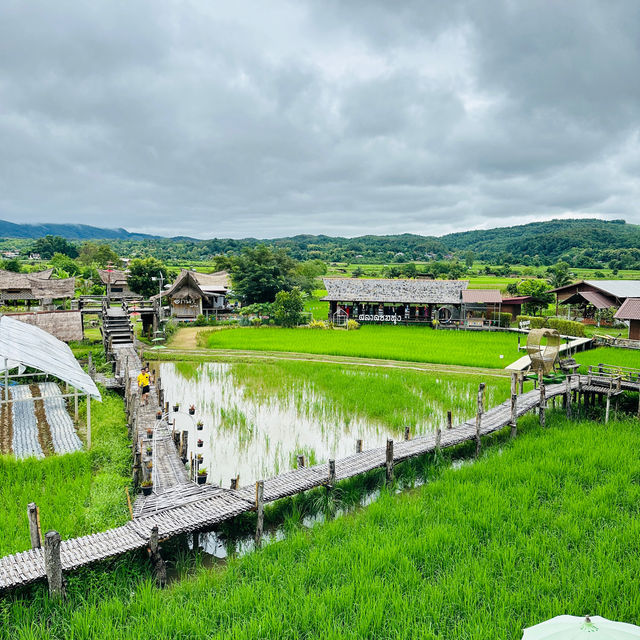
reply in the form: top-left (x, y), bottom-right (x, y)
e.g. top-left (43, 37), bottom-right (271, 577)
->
top-left (0, 315), bottom-right (101, 449)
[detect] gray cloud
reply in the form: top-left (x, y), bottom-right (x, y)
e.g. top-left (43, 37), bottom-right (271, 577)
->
top-left (0, 0), bottom-right (639, 238)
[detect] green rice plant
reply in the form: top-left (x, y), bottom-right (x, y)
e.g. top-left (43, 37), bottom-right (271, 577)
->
top-left (574, 347), bottom-right (640, 372)
top-left (207, 324), bottom-right (521, 368)
top-left (3, 413), bottom-right (640, 639)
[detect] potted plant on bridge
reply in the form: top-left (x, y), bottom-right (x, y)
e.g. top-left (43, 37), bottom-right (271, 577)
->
top-left (141, 480), bottom-right (153, 496)
top-left (197, 468), bottom-right (208, 485)
top-left (146, 445), bottom-right (152, 456)
top-left (189, 404), bottom-right (196, 415)
top-left (146, 427), bottom-right (153, 439)
top-left (196, 420), bottom-right (204, 431)
top-left (197, 439), bottom-right (203, 448)
top-left (196, 453), bottom-right (203, 463)
top-left (173, 402), bottom-right (180, 412)
top-left (156, 409), bottom-right (163, 420)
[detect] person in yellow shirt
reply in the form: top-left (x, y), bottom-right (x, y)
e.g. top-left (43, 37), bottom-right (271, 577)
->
top-left (137, 368), bottom-right (150, 406)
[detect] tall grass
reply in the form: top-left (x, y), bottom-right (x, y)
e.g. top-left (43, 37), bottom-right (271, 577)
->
top-left (2, 413), bottom-right (640, 638)
top-left (207, 325), bottom-right (520, 368)
top-left (0, 389), bottom-right (130, 556)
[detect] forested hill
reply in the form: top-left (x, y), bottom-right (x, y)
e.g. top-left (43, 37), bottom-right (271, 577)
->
top-left (0, 219), bottom-right (157, 240)
top-left (1, 217), bottom-right (638, 267)
top-left (440, 218), bottom-right (640, 265)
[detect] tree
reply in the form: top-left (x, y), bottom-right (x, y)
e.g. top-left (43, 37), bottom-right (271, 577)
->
top-left (230, 245), bottom-right (297, 304)
top-left (546, 261), bottom-right (571, 289)
top-left (78, 242), bottom-right (121, 268)
top-left (0, 258), bottom-right (21, 273)
top-left (51, 253), bottom-right (81, 275)
top-left (274, 288), bottom-right (304, 327)
top-left (517, 279), bottom-right (553, 315)
top-left (31, 235), bottom-right (78, 259)
top-left (464, 251), bottom-right (474, 268)
top-left (127, 258), bottom-right (169, 298)
top-left (292, 259), bottom-right (327, 294)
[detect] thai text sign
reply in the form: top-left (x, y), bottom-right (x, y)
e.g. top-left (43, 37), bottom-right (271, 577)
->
top-left (358, 314), bottom-right (400, 323)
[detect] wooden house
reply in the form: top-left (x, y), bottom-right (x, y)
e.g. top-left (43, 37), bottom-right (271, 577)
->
top-left (0, 269), bottom-right (75, 309)
top-left (614, 298), bottom-right (640, 340)
top-left (98, 269), bottom-right (135, 298)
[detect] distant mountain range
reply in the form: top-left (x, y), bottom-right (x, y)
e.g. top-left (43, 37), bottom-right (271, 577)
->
top-left (0, 219), bottom-right (158, 240)
top-left (0, 217), bottom-right (638, 266)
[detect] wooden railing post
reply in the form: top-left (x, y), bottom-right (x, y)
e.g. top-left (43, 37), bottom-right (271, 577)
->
top-left (404, 426), bottom-right (411, 441)
top-left (296, 454), bottom-right (305, 468)
top-left (510, 372), bottom-right (518, 438)
top-left (518, 373), bottom-right (524, 395)
top-left (356, 439), bottom-right (363, 453)
top-left (255, 481), bottom-right (264, 547)
top-left (475, 383), bottom-right (485, 458)
top-left (447, 410), bottom-right (452, 430)
top-left (385, 439), bottom-right (394, 484)
top-left (44, 531), bottom-right (64, 598)
top-left (538, 371), bottom-right (546, 428)
top-left (328, 459), bottom-right (336, 486)
top-left (565, 375), bottom-right (572, 419)
top-left (27, 502), bottom-right (41, 549)
top-left (148, 525), bottom-right (167, 587)
top-left (230, 476), bottom-right (239, 490)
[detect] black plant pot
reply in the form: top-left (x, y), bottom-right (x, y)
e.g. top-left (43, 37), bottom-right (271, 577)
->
top-left (173, 405), bottom-right (179, 412)
top-left (197, 440), bottom-right (203, 448)
top-left (156, 411), bottom-right (162, 420)
top-left (197, 424), bottom-right (204, 431)
top-left (189, 408), bottom-right (195, 415)
top-left (142, 485), bottom-right (153, 496)
top-left (146, 431), bottom-right (153, 440)
top-left (197, 454), bottom-right (203, 462)
top-left (197, 474), bottom-right (207, 485)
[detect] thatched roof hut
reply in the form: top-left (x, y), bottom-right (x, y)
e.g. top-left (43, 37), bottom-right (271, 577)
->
top-left (0, 269), bottom-right (75, 303)
top-left (5, 310), bottom-right (83, 342)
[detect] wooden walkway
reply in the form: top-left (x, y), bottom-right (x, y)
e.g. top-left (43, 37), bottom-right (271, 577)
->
top-left (2, 372), bottom-right (636, 591)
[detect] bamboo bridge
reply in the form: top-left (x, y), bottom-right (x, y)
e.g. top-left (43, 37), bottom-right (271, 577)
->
top-left (1, 345), bottom-right (637, 593)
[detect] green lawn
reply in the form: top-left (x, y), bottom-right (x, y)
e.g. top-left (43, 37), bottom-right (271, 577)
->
top-left (206, 325), bottom-right (522, 368)
top-left (0, 389), bottom-right (131, 556)
top-left (3, 413), bottom-right (640, 638)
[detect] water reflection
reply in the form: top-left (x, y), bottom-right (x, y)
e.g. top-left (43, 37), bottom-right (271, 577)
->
top-left (154, 362), bottom-right (430, 487)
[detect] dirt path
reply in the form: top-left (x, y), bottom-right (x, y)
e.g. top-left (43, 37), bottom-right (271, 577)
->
top-left (167, 327), bottom-right (206, 350)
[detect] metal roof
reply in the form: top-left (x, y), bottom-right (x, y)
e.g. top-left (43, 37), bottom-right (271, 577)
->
top-left (461, 289), bottom-right (502, 304)
top-left (322, 278), bottom-right (468, 304)
top-left (615, 298), bottom-right (640, 320)
top-left (584, 280), bottom-right (640, 299)
top-left (0, 315), bottom-right (101, 399)
top-left (578, 290), bottom-right (615, 309)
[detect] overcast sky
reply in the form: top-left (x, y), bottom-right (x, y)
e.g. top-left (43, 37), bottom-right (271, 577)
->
top-left (1, 1), bottom-right (639, 239)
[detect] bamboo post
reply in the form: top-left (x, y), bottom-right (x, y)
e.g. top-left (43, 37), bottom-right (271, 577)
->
top-left (296, 454), bottom-right (305, 468)
top-left (538, 371), bottom-right (546, 428)
top-left (328, 459), bottom-right (336, 486)
top-left (518, 373), bottom-right (524, 395)
top-left (255, 481), bottom-right (264, 547)
top-left (27, 503), bottom-right (41, 549)
top-left (510, 372), bottom-right (518, 438)
top-left (475, 383), bottom-right (485, 458)
top-left (565, 375), bottom-right (572, 419)
top-left (356, 439), bottom-right (363, 453)
top-left (587, 366), bottom-right (592, 385)
top-left (180, 430), bottom-right (188, 462)
top-left (230, 476), bottom-right (239, 490)
top-left (605, 392), bottom-right (611, 424)
top-left (148, 526), bottom-right (167, 587)
top-left (385, 439), bottom-right (394, 484)
top-left (86, 394), bottom-right (91, 450)
top-left (74, 389), bottom-right (78, 424)
top-left (404, 426), bottom-right (411, 441)
top-left (435, 427), bottom-right (442, 451)
top-left (125, 488), bottom-right (133, 519)
top-left (447, 410), bottom-right (452, 430)
top-left (44, 531), bottom-right (64, 598)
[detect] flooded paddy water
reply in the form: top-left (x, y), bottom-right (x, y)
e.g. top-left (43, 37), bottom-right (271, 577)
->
top-left (152, 360), bottom-right (507, 488)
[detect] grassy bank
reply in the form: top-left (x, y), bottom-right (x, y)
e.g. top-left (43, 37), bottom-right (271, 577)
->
top-left (205, 325), bottom-right (521, 368)
top-left (0, 388), bottom-right (131, 556)
top-left (2, 412), bottom-right (639, 638)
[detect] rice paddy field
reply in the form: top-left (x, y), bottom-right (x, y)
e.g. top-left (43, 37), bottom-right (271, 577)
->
top-left (3, 412), bottom-right (640, 639)
top-left (205, 325), bottom-right (521, 368)
top-left (573, 347), bottom-right (640, 371)
top-left (0, 389), bottom-right (130, 556)
top-left (154, 360), bottom-right (515, 485)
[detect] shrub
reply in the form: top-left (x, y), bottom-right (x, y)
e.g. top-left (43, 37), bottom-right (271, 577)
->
top-left (193, 314), bottom-right (208, 326)
top-left (308, 319), bottom-right (329, 329)
top-left (516, 315), bottom-right (547, 329)
top-left (250, 317), bottom-right (262, 327)
top-left (516, 315), bottom-right (585, 337)
top-left (347, 319), bottom-right (361, 330)
top-left (488, 311), bottom-right (512, 328)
